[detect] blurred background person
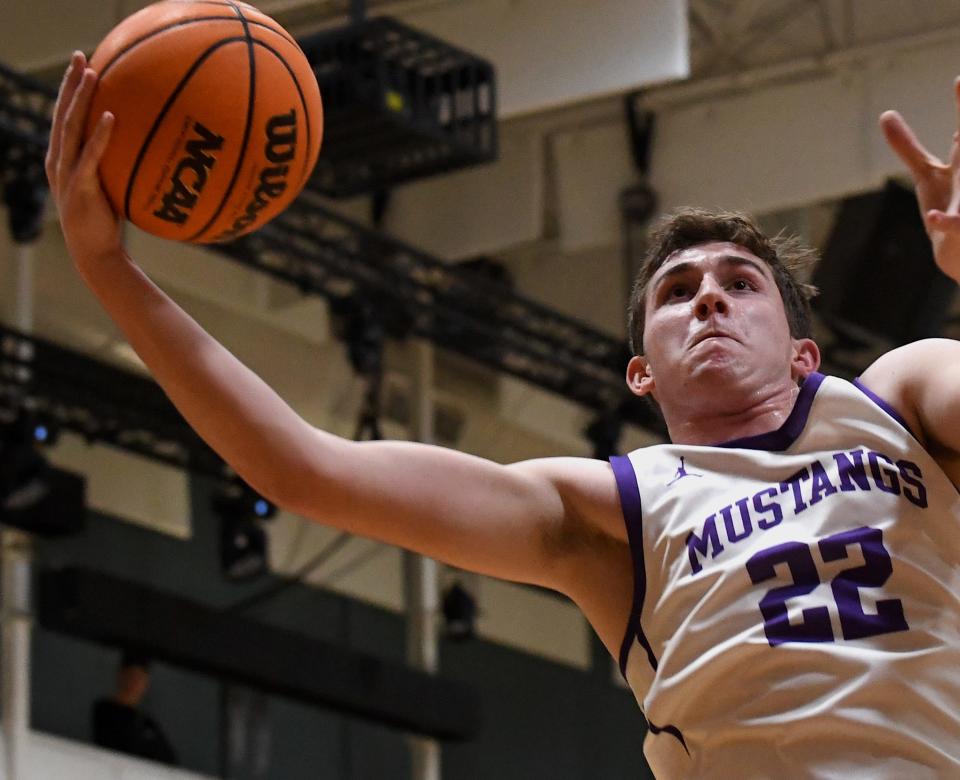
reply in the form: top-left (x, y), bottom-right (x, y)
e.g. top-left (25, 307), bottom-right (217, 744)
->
top-left (91, 649), bottom-right (177, 766)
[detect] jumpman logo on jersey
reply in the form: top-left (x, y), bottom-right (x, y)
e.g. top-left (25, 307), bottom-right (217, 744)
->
top-left (667, 457), bottom-right (703, 486)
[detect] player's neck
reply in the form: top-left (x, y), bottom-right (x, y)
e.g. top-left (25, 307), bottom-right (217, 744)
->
top-left (662, 380), bottom-right (802, 446)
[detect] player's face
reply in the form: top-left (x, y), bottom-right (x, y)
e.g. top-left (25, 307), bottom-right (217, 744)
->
top-left (630, 241), bottom-right (814, 405)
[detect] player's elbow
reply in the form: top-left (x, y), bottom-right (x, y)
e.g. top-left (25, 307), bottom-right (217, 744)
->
top-left (264, 428), bottom-right (356, 523)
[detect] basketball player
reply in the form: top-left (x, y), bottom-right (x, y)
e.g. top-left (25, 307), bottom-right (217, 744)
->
top-left (46, 52), bottom-right (960, 777)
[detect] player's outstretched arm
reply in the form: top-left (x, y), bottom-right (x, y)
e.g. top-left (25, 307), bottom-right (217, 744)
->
top-left (46, 54), bottom-right (624, 593)
top-left (865, 81), bottom-right (960, 486)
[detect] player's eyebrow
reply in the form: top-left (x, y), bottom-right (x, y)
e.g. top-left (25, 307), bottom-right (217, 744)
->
top-left (652, 254), bottom-right (772, 292)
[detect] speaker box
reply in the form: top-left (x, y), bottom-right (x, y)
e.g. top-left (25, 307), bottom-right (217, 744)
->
top-left (0, 465), bottom-right (85, 536)
top-left (813, 180), bottom-right (956, 345)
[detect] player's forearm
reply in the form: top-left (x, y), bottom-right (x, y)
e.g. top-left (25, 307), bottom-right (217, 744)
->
top-left (76, 249), bottom-right (323, 501)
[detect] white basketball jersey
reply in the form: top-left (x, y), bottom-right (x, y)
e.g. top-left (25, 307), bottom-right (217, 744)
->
top-left (611, 373), bottom-right (960, 779)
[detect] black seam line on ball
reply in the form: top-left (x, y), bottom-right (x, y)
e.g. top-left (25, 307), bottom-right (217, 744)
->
top-left (123, 36), bottom-right (246, 221)
top-left (165, 0), bottom-right (296, 40)
top-left (247, 38), bottom-right (314, 193)
top-left (97, 17), bottom-right (293, 80)
top-left (185, 0), bottom-right (257, 241)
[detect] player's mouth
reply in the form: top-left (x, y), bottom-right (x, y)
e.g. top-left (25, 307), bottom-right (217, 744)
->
top-left (690, 330), bottom-right (737, 347)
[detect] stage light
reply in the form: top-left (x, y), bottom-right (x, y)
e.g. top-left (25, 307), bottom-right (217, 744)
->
top-left (585, 408), bottom-right (623, 461)
top-left (442, 581), bottom-right (477, 642)
top-left (4, 175), bottom-right (47, 244)
top-left (212, 483), bottom-right (275, 581)
top-left (32, 418), bottom-right (61, 447)
top-left (220, 515), bottom-right (269, 582)
top-left (0, 411), bottom-right (84, 536)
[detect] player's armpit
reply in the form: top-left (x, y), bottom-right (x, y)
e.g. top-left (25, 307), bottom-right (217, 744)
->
top-left (860, 338), bottom-right (960, 484)
top-left (275, 437), bottom-right (625, 591)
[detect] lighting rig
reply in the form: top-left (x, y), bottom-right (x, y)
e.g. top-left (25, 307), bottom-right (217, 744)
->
top-left (233, 201), bottom-right (661, 431)
top-left (619, 92), bottom-right (658, 288)
top-left (304, 15), bottom-right (498, 197)
top-left (0, 325), bottom-right (280, 542)
top-left (214, 482), bottom-right (277, 582)
top-left (0, 326), bottom-right (229, 480)
top-left (0, 325), bottom-right (479, 739)
top-left (0, 56), bottom-right (665, 439)
top-left (0, 407), bottom-right (85, 536)
top-left (0, 62), bottom-right (53, 242)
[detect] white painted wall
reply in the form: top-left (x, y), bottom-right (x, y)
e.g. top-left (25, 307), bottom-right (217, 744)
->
top-left (550, 28), bottom-right (960, 251)
top-left (0, 731), bottom-right (211, 780)
top-left (402, 0), bottom-right (688, 118)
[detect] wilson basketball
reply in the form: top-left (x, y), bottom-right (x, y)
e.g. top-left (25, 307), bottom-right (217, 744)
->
top-left (85, 0), bottom-right (323, 244)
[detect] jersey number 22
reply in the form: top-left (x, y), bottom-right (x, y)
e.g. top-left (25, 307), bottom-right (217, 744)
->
top-left (745, 526), bottom-right (909, 645)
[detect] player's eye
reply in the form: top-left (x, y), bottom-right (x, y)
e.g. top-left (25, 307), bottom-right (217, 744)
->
top-left (730, 278), bottom-right (753, 291)
top-left (668, 284), bottom-right (689, 298)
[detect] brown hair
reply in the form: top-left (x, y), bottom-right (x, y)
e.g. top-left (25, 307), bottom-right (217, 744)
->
top-left (628, 208), bottom-right (819, 354)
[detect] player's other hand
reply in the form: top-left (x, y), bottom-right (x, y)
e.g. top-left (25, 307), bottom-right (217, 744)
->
top-left (45, 51), bottom-right (124, 273)
top-left (881, 77), bottom-right (960, 283)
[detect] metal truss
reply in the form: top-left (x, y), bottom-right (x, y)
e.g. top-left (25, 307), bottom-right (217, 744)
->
top-left (0, 324), bottom-right (229, 480)
top-left (229, 193), bottom-right (658, 428)
top-left (0, 63), bottom-right (55, 193)
top-left (0, 61), bottom-right (663, 476)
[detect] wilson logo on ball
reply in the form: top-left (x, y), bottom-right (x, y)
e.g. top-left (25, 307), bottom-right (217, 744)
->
top-left (153, 122), bottom-right (225, 225)
top-left (214, 109), bottom-right (298, 242)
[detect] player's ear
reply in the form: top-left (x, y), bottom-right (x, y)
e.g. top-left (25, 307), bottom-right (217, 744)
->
top-left (627, 355), bottom-right (656, 397)
top-left (790, 338), bottom-right (820, 383)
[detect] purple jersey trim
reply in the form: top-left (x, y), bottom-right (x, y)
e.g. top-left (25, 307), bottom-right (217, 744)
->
top-left (715, 372), bottom-right (825, 451)
top-left (648, 720), bottom-right (691, 756)
top-left (852, 377), bottom-right (917, 439)
top-left (610, 455), bottom-right (659, 677)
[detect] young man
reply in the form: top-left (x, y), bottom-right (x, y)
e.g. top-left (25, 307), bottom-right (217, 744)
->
top-left (47, 52), bottom-right (960, 777)
top-left (92, 650), bottom-right (177, 766)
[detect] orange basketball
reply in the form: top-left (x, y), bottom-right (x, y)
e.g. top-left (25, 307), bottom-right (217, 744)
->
top-left (85, 0), bottom-right (323, 244)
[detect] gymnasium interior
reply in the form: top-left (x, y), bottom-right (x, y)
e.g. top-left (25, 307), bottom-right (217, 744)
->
top-left (2, 0), bottom-right (960, 777)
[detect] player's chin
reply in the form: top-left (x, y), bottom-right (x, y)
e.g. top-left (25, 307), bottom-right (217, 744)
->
top-left (689, 340), bottom-right (741, 365)
top-left (686, 349), bottom-right (744, 381)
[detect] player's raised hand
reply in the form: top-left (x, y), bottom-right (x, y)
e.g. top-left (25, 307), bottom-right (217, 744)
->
top-left (45, 51), bottom-right (123, 271)
top-left (880, 77), bottom-right (960, 282)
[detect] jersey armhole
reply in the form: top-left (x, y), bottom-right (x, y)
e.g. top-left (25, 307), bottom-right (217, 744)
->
top-left (609, 455), bottom-right (658, 677)
top-left (852, 377), bottom-right (919, 440)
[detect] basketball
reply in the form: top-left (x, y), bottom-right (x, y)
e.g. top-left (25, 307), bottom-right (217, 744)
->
top-left (84, 0), bottom-right (323, 244)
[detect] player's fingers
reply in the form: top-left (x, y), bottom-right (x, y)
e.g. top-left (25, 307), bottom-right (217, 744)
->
top-left (954, 77), bottom-right (960, 130)
top-left (926, 210), bottom-right (960, 233)
top-left (880, 110), bottom-right (943, 180)
top-left (58, 67), bottom-right (98, 183)
top-left (73, 111), bottom-right (114, 188)
top-left (46, 52), bottom-right (85, 189)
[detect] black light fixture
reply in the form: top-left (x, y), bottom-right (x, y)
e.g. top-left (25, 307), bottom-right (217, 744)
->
top-left (585, 407), bottom-right (623, 461)
top-left (0, 410), bottom-right (84, 536)
top-left (4, 174), bottom-right (47, 244)
top-left (814, 179), bottom-right (956, 346)
top-left (442, 581), bottom-right (477, 642)
top-left (213, 484), bottom-right (276, 582)
top-left (620, 94), bottom-right (658, 289)
top-left (299, 15), bottom-right (498, 197)
top-left (332, 295), bottom-right (390, 442)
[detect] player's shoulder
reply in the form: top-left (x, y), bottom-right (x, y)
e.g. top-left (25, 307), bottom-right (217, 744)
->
top-left (857, 338), bottom-right (960, 446)
top-left (861, 338), bottom-right (960, 382)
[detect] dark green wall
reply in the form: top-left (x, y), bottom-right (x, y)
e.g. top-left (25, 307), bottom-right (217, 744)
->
top-left (30, 476), bottom-right (653, 779)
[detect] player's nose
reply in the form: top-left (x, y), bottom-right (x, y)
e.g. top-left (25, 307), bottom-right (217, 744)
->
top-left (693, 276), bottom-right (728, 320)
